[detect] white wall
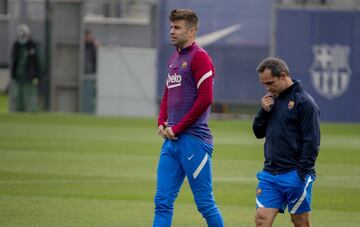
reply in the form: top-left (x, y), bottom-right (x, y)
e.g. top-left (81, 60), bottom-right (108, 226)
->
top-left (97, 46), bottom-right (156, 117)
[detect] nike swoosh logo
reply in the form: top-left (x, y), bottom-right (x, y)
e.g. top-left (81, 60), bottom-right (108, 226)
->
top-left (187, 154), bottom-right (195, 160)
top-left (196, 24), bottom-right (242, 47)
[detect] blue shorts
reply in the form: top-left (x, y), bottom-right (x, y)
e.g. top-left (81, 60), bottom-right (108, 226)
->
top-left (255, 170), bottom-right (315, 214)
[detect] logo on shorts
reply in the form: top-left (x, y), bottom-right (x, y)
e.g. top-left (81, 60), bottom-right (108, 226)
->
top-left (256, 188), bottom-right (262, 196)
top-left (187, 153), bottom-right (195, 160)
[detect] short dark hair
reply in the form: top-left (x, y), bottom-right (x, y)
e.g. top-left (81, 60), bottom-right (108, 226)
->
top-left (169, 9), bottom-right (199, 30)
top-left (256, 57), bottom-right (290, 78)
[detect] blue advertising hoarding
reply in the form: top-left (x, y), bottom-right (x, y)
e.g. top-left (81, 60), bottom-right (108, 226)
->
top-left (274, 8), bottom-right (360, 122)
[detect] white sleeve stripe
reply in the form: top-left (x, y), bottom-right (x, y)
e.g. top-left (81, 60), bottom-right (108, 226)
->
top-left (197, 70), bottom-right (213, 89)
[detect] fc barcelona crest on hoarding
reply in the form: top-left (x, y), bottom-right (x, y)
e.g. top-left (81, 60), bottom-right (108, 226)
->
top-left (310, 44), bottom-right (351, 100)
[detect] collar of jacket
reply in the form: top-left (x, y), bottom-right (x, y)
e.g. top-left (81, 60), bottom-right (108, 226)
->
top-left (278, 79), bottom-right (303, 98)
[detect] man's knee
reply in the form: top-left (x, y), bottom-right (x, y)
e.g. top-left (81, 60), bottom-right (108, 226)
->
top-left (255, 208), bottom-right (278, 227)
top-left (291, 213), bottom-right (310, 227)
top-left (154, 192), bottom-right (174, 212)
top-left (193, 193), bottom-right (218, 218)
top-left (255, 211), bottom-right (267, 226)
top-left (196, 200), bottom-right (217, 217)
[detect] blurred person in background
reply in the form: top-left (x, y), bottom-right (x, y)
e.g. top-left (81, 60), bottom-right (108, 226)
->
top-left (153, 9), bottom-right (224, 227)
top-left (252, 57), bottom-right (320, 227)
top-left (82, 29), bottom-right (99, 113)
top-left (84, 29), bottom-right (98, 75)
top-left (10, 24), bottom-right (41, 112)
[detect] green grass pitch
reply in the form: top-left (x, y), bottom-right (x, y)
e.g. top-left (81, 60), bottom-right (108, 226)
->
top-left (0, 112), bottom-right (359, 226)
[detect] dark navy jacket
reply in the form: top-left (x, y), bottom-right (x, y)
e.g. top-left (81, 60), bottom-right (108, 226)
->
top-left (11, 39), bottom-right (41, 83)
top-left (253, 80), bottom-right (320, 180)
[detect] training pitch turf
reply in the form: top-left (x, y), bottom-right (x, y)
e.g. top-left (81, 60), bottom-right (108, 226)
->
top-left (0, 113), bottom-right (359, 226)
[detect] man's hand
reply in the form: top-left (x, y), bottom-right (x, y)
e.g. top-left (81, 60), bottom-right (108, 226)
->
top-left (157, 122), bottom-right (178, 140)
top-left (261, 93), bottom-right (275, 112)
top-left (165, 127), bottom-right (177, 140)
top-left (32, 78), bottom-right (39, 85)
top-left (157, 124), bottom-right (167, 139)
top-left (297, 170), bottom-right (307, 182)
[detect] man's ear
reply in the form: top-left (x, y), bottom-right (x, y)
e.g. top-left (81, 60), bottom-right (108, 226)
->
top-left (280, 72), bottom-right (288, 79)
top-left (189, 26), bottom-right (196, 35)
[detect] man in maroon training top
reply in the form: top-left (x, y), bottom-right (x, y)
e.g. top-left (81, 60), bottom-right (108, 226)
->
top-left (153, 9), bottom-right (224, 227)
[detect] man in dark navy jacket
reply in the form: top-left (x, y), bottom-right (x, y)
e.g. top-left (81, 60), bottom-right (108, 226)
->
top-left (11, 24), bottom-right (41, 111)
top-left (253, 57), bottom-right (320, 227)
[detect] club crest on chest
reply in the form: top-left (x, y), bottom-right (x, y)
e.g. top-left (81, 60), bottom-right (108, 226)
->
top-left (288, 100), bottom-right (295, 110)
